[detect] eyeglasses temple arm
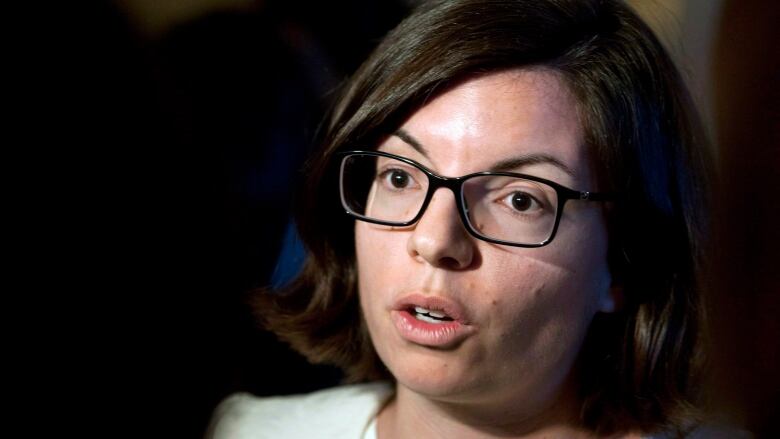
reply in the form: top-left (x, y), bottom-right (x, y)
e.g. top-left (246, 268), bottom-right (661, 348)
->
top-left (578, 191), bottom-right (619, 202)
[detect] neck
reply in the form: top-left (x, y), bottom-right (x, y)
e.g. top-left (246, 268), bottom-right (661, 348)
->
top-left (377, 382), bottom-right (595, 439)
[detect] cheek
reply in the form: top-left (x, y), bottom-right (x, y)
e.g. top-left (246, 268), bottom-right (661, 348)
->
top-left (355, 223), bottom-right (399, 288)
top-left (534, 207), bottom-right (614, 313)
top-left (355, 223), bottom-right (405, 326)
top-left (355, 224), bottom-right (380, 307)
top-left (485, 259), bottom-right (593, 327)
top-left (479, 253), bottom-right (608, 366)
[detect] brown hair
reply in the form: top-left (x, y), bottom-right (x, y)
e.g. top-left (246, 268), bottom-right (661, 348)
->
top-left (255, 0), bottom-right (710, 435)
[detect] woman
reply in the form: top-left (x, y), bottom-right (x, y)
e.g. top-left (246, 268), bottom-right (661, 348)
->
top-left (208, 0), bottom-right (711, 437)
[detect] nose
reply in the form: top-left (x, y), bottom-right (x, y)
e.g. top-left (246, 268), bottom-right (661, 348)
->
top-left (406, 188), bottom-right (475, 269)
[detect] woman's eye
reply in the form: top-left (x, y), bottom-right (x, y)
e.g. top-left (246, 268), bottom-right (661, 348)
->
top-left (379, 168), bottom-right (416, 190)
top-left (389, 170), bottom-right (410, 188)
top-left (504, 191), bottom-right (541, 212)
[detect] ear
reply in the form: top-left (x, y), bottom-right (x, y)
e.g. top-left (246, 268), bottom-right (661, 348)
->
top-left (598, 283), bottom-right (624, 313)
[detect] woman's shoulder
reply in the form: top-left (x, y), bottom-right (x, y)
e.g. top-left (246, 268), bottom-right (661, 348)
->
top-left (205, 381), bottom-right (394, 439)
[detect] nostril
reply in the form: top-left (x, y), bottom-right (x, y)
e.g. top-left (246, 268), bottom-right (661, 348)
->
top-left (439, 255), bottom-right (465, 270)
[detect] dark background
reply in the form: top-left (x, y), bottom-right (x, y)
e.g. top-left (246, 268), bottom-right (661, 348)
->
top-left (28, 0), bottom-right (778, 437)
top-left (38, 1), bottom-right (410, 437)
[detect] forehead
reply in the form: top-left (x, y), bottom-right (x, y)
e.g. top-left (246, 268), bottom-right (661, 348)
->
top-left (379, 68), bottom-right (592, 187)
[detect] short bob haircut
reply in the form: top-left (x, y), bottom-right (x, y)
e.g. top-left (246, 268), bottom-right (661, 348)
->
top-left (255, 0), bottom-right (711, 435)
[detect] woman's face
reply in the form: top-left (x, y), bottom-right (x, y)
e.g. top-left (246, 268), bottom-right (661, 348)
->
top-left (355, 69), bottom-right (618, 416)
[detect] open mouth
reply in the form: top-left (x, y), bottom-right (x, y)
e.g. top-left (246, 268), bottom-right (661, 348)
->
top-left (391, 294), bottom-right (474, 347)
top-left (410, 306), bottom-right (454, 324)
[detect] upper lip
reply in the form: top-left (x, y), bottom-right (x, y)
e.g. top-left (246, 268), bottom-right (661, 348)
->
top-left (392, 293), bottom-right (472, 325)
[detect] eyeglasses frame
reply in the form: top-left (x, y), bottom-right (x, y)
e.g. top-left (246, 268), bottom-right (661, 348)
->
top-left (338, 150), bottom-right (616, 248)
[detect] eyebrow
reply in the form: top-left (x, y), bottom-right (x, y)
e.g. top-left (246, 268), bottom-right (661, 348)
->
top-left (393, 129), bottom-right (575, 178)
top-left (491, 154), bottom-right (575, 178)
top-left (393, 129), bottom-right (429, 158)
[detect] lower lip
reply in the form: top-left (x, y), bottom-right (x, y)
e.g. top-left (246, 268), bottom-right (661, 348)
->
top-left (391, 310), bottom-right (474, 348)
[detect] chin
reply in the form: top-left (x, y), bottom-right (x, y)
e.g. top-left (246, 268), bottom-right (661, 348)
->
top-left (384, 346), bottom-right (483, 399)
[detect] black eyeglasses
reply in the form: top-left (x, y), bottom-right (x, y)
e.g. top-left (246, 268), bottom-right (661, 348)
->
top-left (338, 150), bottom-right (615, 247)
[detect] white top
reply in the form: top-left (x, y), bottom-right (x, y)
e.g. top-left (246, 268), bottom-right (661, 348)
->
top-left (206, 382), bottom-right (748, 439)
top-left (205, 382), bottom-right (394, 439)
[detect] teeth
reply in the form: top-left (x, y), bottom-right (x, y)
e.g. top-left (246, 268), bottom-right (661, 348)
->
top-left (413, 306), bottom-right (449, 320)
top-left (415, 313), bottom-right (445, 324)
